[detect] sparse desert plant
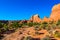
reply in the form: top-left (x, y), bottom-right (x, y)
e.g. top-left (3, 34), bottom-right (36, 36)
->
top-left (56, 20), bottom-right (60, 29)
top-left (12, 22), bottom-right (20, 29)
top-left (24, 36), bottom-right (32, 40)
top-left (28, 22), bottom-right (33, 27)
top-left (51, 24), bottom-right (56, 29)
top-left (3, 24), bottom-right (8, 31)
top-left (40, 22), bottom-right (48, 29)
top-left (0, 22), bottom-right (3, 28)
top-left (49, 21), bottom-right (54, 25)
top-left (0, 34), bottom-right (4, 39)
top-left (56, 20), bottom-right (60, 25)
top-left (41, 35), bottom-right (50, 40)
top-left (35, 31), bottom-right (44, 35)
top-left (24, 36), bottom-right (40, 40)
top-left (45, 25), bottom-right (51, 31)
top-left (34, 25), bottom-right (41, 31)
top-left (21, 22), bottom-right (28, 28)
top-left (0, 22), bottom-right (4, 33)
top-left (33, 22), bottom-right (41, 26)
top-left (54, 31), bottom-right (60, 38)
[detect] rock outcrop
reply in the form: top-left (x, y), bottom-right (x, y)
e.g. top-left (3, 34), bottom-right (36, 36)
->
top-left (29, 14), bottom-right (41, 23)
top-left (50, 4), bottom-right (60, 22)
top-left (42, 16), bottom-right (49, 22)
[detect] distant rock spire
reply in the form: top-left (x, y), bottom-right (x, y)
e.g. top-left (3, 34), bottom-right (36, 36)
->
top-left (29, 14), bottom-right (41, 23)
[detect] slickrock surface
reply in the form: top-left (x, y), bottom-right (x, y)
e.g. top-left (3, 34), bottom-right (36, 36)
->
top-left (2, 27), bottom-right (49, 40)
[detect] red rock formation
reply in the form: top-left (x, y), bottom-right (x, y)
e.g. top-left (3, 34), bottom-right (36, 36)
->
top-left (50, 4), bottom-right (60, 22)
top-left (42, 16), bottom-right (49, 22)
top-left (29, 14), bottom-right (41, 23)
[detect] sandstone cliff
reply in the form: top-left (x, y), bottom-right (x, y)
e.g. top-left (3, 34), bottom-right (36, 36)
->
top-left (50, 4), bottom-right (60, 22)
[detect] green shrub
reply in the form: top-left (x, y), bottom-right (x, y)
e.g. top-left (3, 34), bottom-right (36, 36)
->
top-left (40, 22), bottom-right (48, 29)
top-left (12, 22), bottom-right (19, 28)
top-left (54, 31), bottom-right (60, 38)
top-left (34, 26), bottom-right (41, 31)
top-left (41, 35), bottom-right (50, 40)
top-left (33, 22), bottom-right (40, 26)
top-left (28, 22), bottom-right (33, 27)
top-left (56, 20), bottom-right (60, 25)
top-left (3, 24), bottom-right (8, 31)
top-left (0, 22), bottom-right (3, 28)
top-left (24, 36), bottom-right (32, 40)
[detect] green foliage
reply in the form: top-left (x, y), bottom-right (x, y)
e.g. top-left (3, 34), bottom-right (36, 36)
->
top-left (22, 23), bottom-right (28, 27)
top-left (40, 22), bottom-right (48, 29)
top-left (19, 24), bottom-right (23, 27)
top-left (34, 25), bottom-right (41, 31)
top-left (42, 22), bottom-right (48, 27)
top-left (56, 20), bottom-right (60, 25)
top-left (54, 31), bottom-right (60, 38)
top-left (33, 22), bottom-right (40, 26)
top-left (27, 22), bottom-right (41, 27)
top-left (12, 22), bottom-right (19, 28)
top-left (3, 24), bottom-right (8, 31)
top-left (0, 22), bottom-right (3, 28)
top-left (45, 26), bottom-right (51, 31)
top-left (35, 31), bottom-right (42, 35)
top-left (41, 35), bottom-right (50, 40)
top-left (0, 22), bottom-right (3, 33)
top-left (24, 36), bottom-right (32, 40)
top-left (28, 22), bottom-right (33, 27)
top-left (49, 21), bottom-right (54, 24)
top-left (51, 24), bottom-right (56, 29)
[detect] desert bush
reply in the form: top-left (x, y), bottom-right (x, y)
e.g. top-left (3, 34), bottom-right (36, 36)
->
top-left (45, 26), bottom-right (51, 31)
top-left (33, 22), bottom-right (40, 26)
top-left (56, 20), bottom-right (60, 25)
top-left (49, 21), bottom-right (54, 25)
top-left (56, 20), bottom-right (60, 28)
top-left (40, 22), bottom-right (48, 29)
top-left (0, 22), bottom-right (4, 33)
top-left (12, 22), bottom-right (20, 28)
top-left (3, 24), bottom-right (8, 31)
top-left (28, 22), bottom-right (33, 27)
top-left (54, 31), bottom-right (60, 38)
top-left (21, 22), bottom-right (28, 27)
top-left (24, 36), bottom-right (32, 40)
top-left (34, 25), bottom-right (41, 31)
top-left (35, 31), bottom-right (44, 35)
top-left (0, 34), bottom-right (4, 39)
top-left (0, 22), bottom-right (3, 28)
top-left (51, 24), bottom-right (56, 29)
top-left (41, 35), bottom-right (50, 40)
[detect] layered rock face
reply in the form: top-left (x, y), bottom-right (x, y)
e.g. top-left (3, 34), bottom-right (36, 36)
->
top-left (29, 14), bottom-right (41, 23)
top-left (50, 4), bottom-right (60, 22)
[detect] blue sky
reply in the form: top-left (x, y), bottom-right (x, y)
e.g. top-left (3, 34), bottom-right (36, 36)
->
top-left (0, 0), bottom-right (60, 20)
